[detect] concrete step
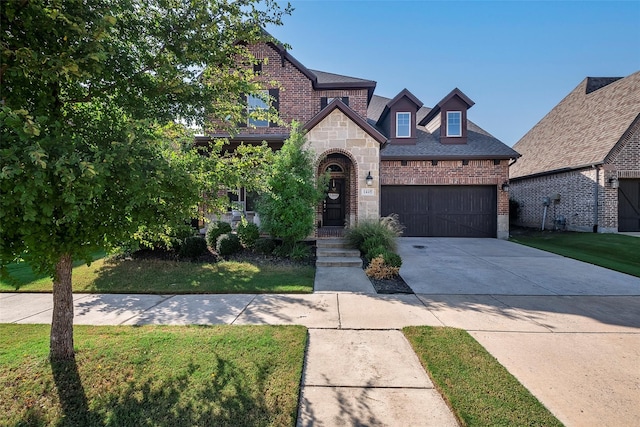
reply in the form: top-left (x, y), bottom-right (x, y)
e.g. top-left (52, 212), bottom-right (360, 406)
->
top-left (316, 257), bottom-right (363, 268)
top-left (316, 247), bottom-right (361, 258)
top-left (316, 238), bottom-right (349, 249)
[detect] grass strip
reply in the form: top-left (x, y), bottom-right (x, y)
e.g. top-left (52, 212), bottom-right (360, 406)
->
top-left (510, 232), bottom-right (640, 278)
top-left (1, 324), bottom-right (307, 427)
top-left (403, 326), bottom-right (562, 427)
top-left (1, 257), bottom-right (314, 293)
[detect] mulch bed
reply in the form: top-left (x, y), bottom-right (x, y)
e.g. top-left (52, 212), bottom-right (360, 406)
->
top-left (369, 275), bottom-right (414, 294)
top-left (361, 256), bottom-right (414, 294)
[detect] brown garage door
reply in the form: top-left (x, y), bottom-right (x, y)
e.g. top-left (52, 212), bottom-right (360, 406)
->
top-left (618, 179), bottom-right (640, 232)
top-left (381, 185), bottom-right (497, 237)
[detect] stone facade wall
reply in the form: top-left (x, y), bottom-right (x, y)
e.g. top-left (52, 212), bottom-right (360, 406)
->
top-left (381, 159), bottom-right (510, 238)
top-left (306, 109), bottom-right (381, 224)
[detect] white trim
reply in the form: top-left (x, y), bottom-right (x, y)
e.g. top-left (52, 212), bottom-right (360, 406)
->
top-left (446, 111), bottom-right (462, 137)
top-left (396, 112), bottom-right (411, 138)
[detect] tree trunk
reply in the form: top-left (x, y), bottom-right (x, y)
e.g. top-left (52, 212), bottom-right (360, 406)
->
top-left (50, 253), bottom-right (75, 361)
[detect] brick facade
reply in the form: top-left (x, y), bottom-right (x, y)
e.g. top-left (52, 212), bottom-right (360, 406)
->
top-left (239, 44), bottom-right (369, 134)
top-left (381, 159), bottom-right (510, 237)
top-left (511, 120), bottom-right (640, 232)
top-left (204, 41), bottom-right (516, 238)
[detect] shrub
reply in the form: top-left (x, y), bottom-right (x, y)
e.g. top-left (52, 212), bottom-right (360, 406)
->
top-left (216, 233), bottom-right (242, 256)
top-left (361, 235), bottom-right (388, 255)
top-left (256, 122), bottom-right (326, 252)
top-left (254, 237), bottom-right (277, 255)
top-left (345, 214), bottom-right (404, 252)
top-left (206, 221), bottom-right (232, 247)
top-left (383, 251), bottom-right (403, 268)
top-left (365, 256), bottom-right (400, 279)
top-left (365, 245), bottom-right (387, 262)
top-left (179, 236), bottom-right (207, 260)
top-left (237, 220), bottom-right (260, 248)
top-left (289, 243), bottom-right (311, 261)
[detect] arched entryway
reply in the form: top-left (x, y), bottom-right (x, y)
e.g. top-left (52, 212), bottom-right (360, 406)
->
top-left (317, 152), bottom-right (358, 236)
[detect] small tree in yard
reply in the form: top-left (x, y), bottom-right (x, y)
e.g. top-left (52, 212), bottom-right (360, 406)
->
top-left (0, 0), bottom-right (290, 361)
top-left (258, 122), bottom-right (326, 253)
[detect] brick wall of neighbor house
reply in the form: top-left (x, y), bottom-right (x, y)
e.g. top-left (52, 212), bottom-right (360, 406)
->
top-left (381, 159), bottom-right (510, 237)
top-left (512, 122), bottom-right (640, 233)
top-left (225, 44), bottom-right (370, 135)
top-left (306, 109), bottom-right (381, 224)
top-left (605, 122), bottom-right (640, 230)
top-left (510, 168), bottom-right (602, 232)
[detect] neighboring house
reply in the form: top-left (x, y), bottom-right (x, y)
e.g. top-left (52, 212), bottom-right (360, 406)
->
top-left (197, 37), bottom-right (519, 238)
top-left (510, 72), bottom-right (640, 233)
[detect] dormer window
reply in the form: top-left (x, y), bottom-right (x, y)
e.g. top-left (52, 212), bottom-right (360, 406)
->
top-left (396, 112), bottom-right (411, 138)
top-left (446, 111), bottom-right (462, 137)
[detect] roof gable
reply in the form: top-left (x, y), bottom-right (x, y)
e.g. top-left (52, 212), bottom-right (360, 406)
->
top-left (511, 71), bottom-right (640, 179)
top-left (419, 88), bottom-right (475, 126)
top-left (303, 98), bottom-right (387, 144)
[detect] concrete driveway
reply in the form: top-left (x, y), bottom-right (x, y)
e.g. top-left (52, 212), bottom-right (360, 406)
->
top-left (398, 237), bottom-right (640, 427)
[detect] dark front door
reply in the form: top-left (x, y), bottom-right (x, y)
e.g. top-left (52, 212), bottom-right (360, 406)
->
top-left (618, 179), bottom-right (640, 232)
top-left (381, 185), bottom-right (497, 237)
top-left (323, 179), bottom-right (345, 226)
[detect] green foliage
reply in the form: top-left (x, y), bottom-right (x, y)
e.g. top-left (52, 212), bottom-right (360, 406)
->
top-left (206, 221), bottom-right (232, 247)
top-left (289, 243), bottom-right (312, 261)
top-left (257, 122), bottom-right (327, 252)
top-left (237, 219), bottom-right (260, 248)
top-left (345, 214), bottom-right (404, 253)
top-left (404, 327), bottom-right (563, 426)
top-left (0, 0), bottom-right (290, 359)
top-left (255, 238), bottom-right (277, 255)
top-left (179, 236), bottom-right (207, 260)
top-left (216, 233), bottom-right (242, 256)
top-left (361, 236), bottom-right (388, 255)
top-left (365, 245), bottom-right (387, 262)
top-left (382, 251), bottom-right (402, 268)
top-left (1, 324), bottom-right (308, 426)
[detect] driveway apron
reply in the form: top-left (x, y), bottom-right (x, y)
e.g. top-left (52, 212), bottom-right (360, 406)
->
top-left (399, 237), bottom-right (640, 427)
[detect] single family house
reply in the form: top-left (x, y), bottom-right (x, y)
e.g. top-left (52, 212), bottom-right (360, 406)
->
top-left (197, 36), bottom-right (519, 238)
top-left (510, 71), bottom-right (640, 233)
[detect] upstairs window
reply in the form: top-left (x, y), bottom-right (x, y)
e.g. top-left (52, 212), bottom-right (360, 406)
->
top-left (446, 111), bottom-right (462, 137)
top-left (396, 112), bottom-right (411, 138)
top-left (245, 89), bottom-right (279, 127)
top-left (321, 97), bottom-right (349, 109)
top-left (248, 91), bottom-right (269, 127)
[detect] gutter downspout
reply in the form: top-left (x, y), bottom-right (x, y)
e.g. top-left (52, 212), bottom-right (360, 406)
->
top-left (593, 165), bottom-right (600, 233)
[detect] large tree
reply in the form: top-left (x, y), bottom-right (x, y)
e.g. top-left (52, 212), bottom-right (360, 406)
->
top-left (0, 0), bottom-right (290, 360)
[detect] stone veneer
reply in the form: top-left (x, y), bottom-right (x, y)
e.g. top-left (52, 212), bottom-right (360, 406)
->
top-left (306, 109), bottom-right (381, 225)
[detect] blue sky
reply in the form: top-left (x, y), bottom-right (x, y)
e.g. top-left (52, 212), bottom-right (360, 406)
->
top-left (266, 0), bottom-right (640, 146)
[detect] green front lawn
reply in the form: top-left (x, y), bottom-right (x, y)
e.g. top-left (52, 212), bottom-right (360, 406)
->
top-left (404, 326), bottom-right (562, 427)
top-left (0, 256), bottom-right (315, 294)
top-left (510, 231), bottom-right (640, 278)
top-left (1, 324), bottom-right (307, 427)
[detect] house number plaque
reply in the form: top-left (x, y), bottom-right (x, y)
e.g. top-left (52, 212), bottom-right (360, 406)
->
top-left (361, 188), bottom-right (375, 196)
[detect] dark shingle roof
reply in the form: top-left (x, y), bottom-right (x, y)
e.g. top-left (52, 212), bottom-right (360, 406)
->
top-left (309, 69), bottom-right (376, 86)
top-left (368, 95), bottom-right (519, 159)
top-left (511, 71), bottom-right (640, 178)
